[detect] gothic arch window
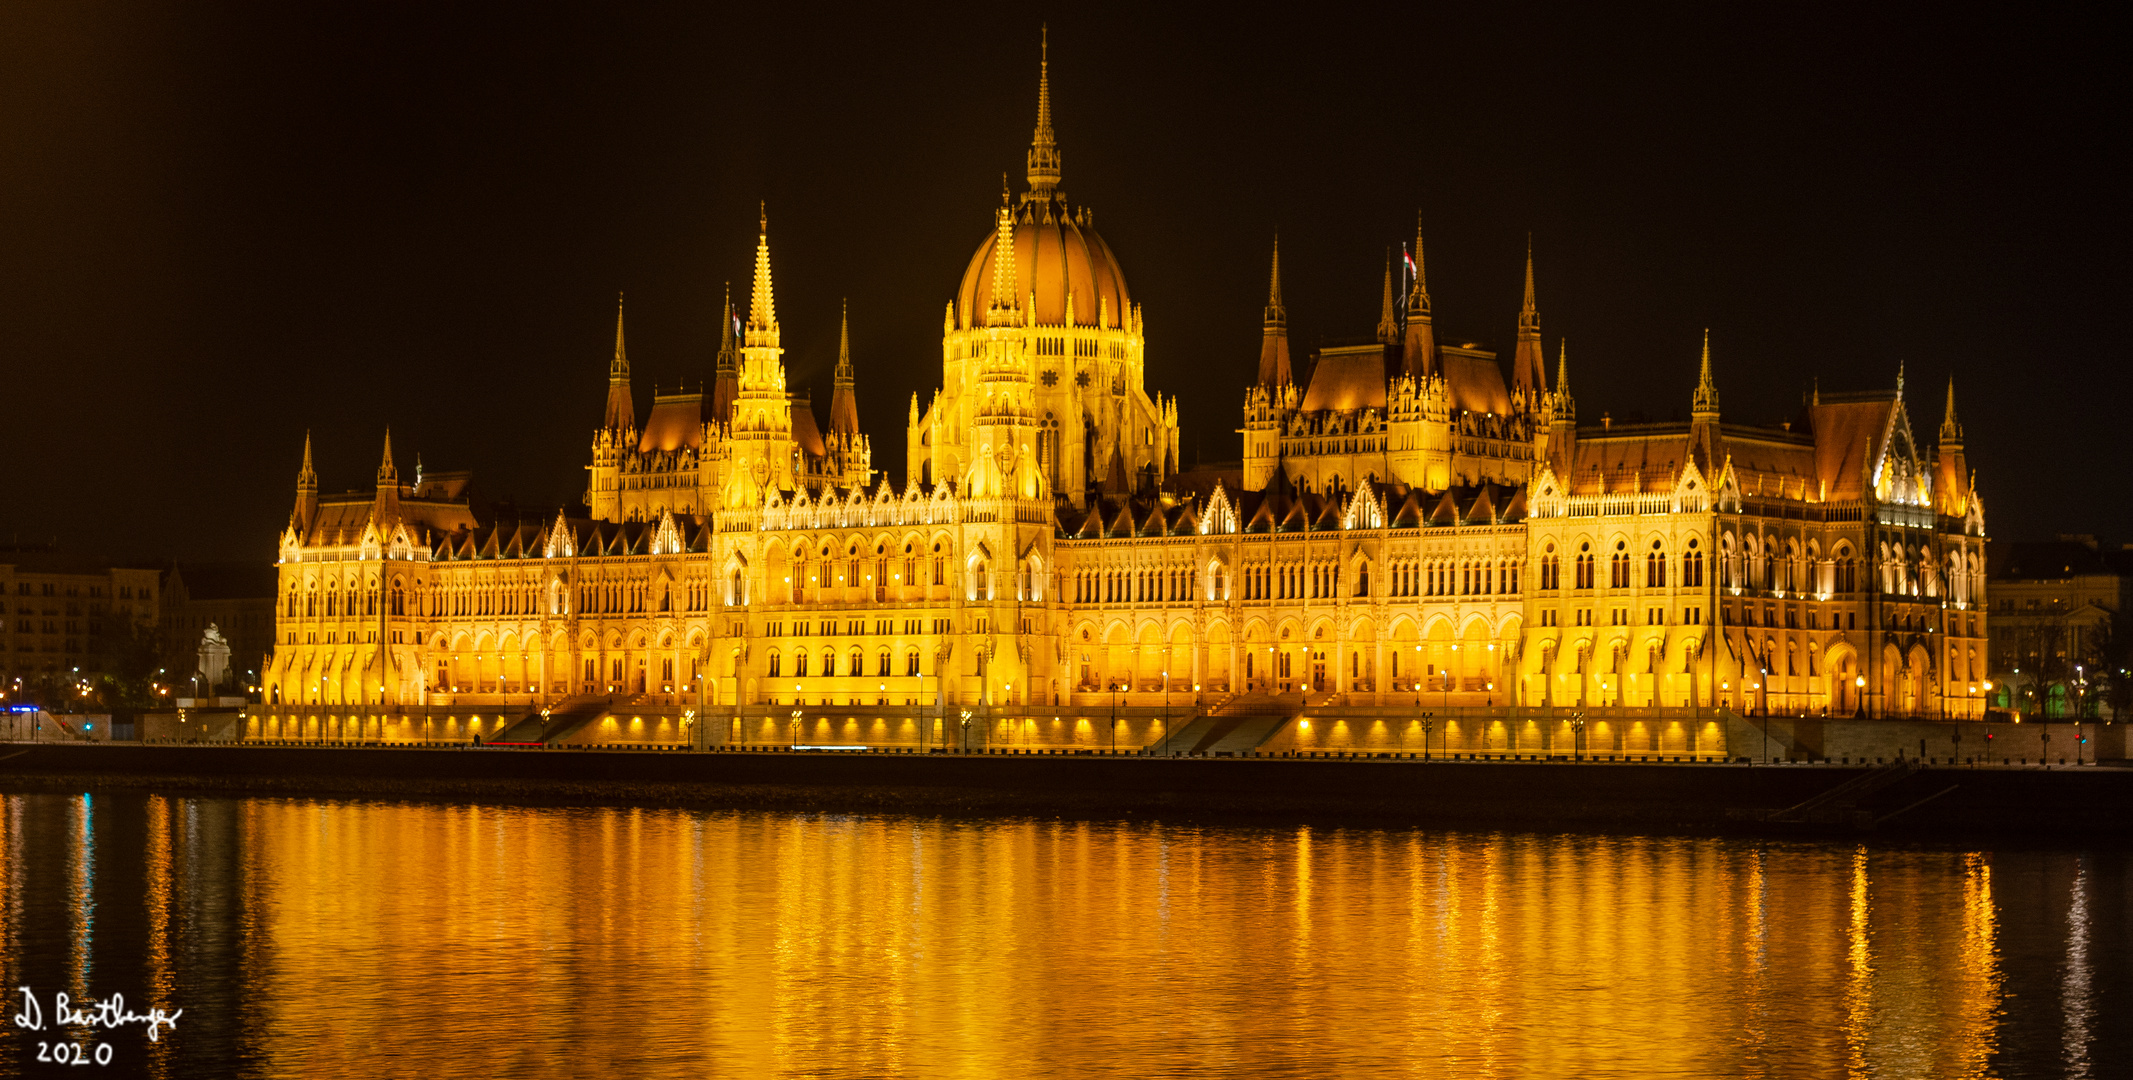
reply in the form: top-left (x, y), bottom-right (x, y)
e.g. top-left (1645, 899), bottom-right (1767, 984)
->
top-left (1575, 542), bottom-right (1595, 590)
top-left (1646, 540), bottom-right (1667, 589)
top-left (1610, 540), bottom-right (1631, 590)
top-left (1683, 538), bottom-right (1704, 588)
top-left (768, 650), bottom-right (783, 678)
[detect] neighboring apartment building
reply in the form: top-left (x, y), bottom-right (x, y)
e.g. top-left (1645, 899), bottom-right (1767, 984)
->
top-left (0, 546), bottom-right (161, 704)
top-left (1986, 536), bottom-right (2133, 717)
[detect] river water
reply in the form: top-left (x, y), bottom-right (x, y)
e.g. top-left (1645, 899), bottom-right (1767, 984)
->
top-left (0, 790), bottom-right (2123, 1079)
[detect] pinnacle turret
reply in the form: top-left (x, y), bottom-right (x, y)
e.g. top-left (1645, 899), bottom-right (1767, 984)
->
top-left (1940, 375), bottom-right (1962, 444)
top-left (829, 300), bottom-right (860, 437)
top-left (1376, 250), bottom-right (1399, 346)
top-left (1258, 236), bottom-right (1291, 387)
top-left (1692, 328), bottom-right (1719, 415)
top-left (1511, 235), bottom-right (1547, 403)
top-left (746, 206), bottom-right (778, 345)
top-left (603, 293), bottom-right (635, 432)
top-left (1400, 215), bottom-right (1438, 379)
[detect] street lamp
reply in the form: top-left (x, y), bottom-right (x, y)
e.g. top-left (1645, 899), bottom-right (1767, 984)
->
top-left (790, 708), bottom-right (802, 749)
top-left (1569, 711), bottom-right (1586, 761)
top-left (959, 708), bottom-right (972, 753)
top-left (1420, 713), bottom-right (1435, 761)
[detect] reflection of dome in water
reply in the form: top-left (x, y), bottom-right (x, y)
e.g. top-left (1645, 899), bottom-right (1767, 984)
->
top-left (952, 33), bottom-right (1131, 331)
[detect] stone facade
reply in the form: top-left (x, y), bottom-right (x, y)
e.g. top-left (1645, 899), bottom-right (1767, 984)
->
top-left (258, 45), bottom-right (1990, 741)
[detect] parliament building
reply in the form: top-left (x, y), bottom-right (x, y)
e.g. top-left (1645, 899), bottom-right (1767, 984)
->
top-left (258, 43), bottom-right (1990, 750)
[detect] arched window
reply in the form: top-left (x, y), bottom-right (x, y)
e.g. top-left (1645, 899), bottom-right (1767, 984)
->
top-left (1575, 543), bottom-right (1595, 590)
top-left (850, 649), bottom-right (864, 677)
top-left (876, 649), bottom-right (891, 677)
top-left (1541, 544), bottom-right (1560, 591)
top-left (821, 650), bottom-right (837, 678)
top-left (768, 651), bottom-right (782, 678)
top-left (390, 580), bottom-right (405, 616)
top-left (905, 650), bottom-right (921, 677)
top-left (1683, 538), bottom-right (1704, 587)
top-left (1610, 540), bottom-right (1630, 589)
top-left (1647, 540), bottom-right (1667, 588)
top-left (794, 652), bottom-right (808, 678)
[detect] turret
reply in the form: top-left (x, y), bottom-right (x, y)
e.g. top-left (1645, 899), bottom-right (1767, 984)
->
top-left (1546, 341), bottom-right (1576, 476)
top-left (712, 283), bottom-right (738, 429)
top-left (1257, 236), bottom-right (1292, 387)
top-left (1375, 250), bottom-right (1399, 347)
top-left (1511, 238), bottom-right (1547, 408)
top-left (1400, 216), bottom-right (1438, 379)
top-left (373, 429), bottom-right (400, 526)
top-left (603, 293), bottom-right (634, 433)
top-left (1935, 375), bottom-right (1970, 518)
top-left (1689, 330), bottom-right (1721, 474)
top-left (293, 431), bottom-right (318, 537)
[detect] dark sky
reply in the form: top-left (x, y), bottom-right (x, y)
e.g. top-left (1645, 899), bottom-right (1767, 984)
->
top-left (2, 3), bottom-right (2124, 565)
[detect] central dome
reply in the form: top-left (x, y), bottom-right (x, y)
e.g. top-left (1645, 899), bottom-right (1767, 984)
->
top-left (956, 195), bottom-right (1131, 330)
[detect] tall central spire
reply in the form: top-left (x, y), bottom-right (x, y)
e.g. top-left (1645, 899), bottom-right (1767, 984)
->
top-left (746, 205), bottom-right (779, 348)
top-left (1026, 27), bottom-right (1061, 195)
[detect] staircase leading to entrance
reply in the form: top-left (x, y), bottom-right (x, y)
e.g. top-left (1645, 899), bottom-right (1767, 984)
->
top-left (1153, 693), bottom-right (1302, 755)
top-left (492, 695), bottom-right (613, 744)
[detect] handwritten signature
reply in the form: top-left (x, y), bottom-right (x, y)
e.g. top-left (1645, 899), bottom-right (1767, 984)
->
top-left (13, 987), bottom-right (182, 1042)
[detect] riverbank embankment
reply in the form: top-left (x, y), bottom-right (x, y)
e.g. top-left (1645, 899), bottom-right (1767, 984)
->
top-left (5, 742), bottom-right (2130, 836)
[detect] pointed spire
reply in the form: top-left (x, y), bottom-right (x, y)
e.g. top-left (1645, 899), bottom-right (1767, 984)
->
top-left (377, 428), bottom-right (397, 483)
top-left (1692, 328), bottom-right (1719, 414)
top-left (1407, 213), bottom-right (1430, 319)
top-left (294, 430), bottom-right (319, 534)
top-left (1511, 234), bottom-right (1546, 404)
top-left (603, 292), bottom-right (636, 432)
top-left (837, 299), bottom-right (852, 378)
top-left (1400, 216), bottom-right (1439, 379)
top-left (1556, 340), bottom-right (1570, 401)
top-left (1266, 233), bottom-right (1285, 316)
top-left (1376, 250), bottom-right (1398, 345)
top-left (300, 430), bottom-right (315, 481)
top-left (747, 205), bottom-right (776, 339)
top-left (1026, 26), bottom-right (1061, 195)
top-left (986, 193), bottom-right (1020, 326)
top-left (711, 282), bottom-right (739, 427)
top-left (718, 283), bottom-right (735, 356)
top-left (1258, 235), bottom-right (1291, 387)
top-left (1940, 375), bottom-right (1962, 443)
top-left (1520, 234), bottom-right (1537, 326)
top-left (829, 299), bottom-right (860, 438)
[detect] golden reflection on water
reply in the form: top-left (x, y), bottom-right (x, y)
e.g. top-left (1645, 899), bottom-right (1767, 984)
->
top-left (0, 793), bottom-right (2119, 1078)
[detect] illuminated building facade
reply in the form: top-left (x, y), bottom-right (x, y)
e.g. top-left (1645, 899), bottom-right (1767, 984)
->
top-left (261, 42), bottom-right (1989, 737)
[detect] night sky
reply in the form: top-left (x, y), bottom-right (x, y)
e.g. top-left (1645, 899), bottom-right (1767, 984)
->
top-left (2, 4), bottom-right (2123, 564)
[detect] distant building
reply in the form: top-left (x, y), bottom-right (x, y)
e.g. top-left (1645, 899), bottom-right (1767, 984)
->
top-left (1986, 536), bottom-right (2132, 717)
top-left (160, 562), bottom-right (278, 693)
top-left (0, 546), bottom-right (160, 703)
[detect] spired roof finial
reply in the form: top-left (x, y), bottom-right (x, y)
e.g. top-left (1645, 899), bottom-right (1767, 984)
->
top-left (1266, 233), bottom-right (1285, 318)
top-left (1693, 328), bottom-right (1720, 414)
top-left (300, 429), bottom-right (315, 479)
top-left (1026, 26), bottom-right (1062, 195)
top-left (1377, 249), bottom-right (1398, 345)
top-left (748, 208), bottom-right (776, 336)
top-left (611, 292), bottom-right (628, 379)
top-left (1408, 211), bottom-right (1430, 317)
top-left (1940, 374), bottom-right (1962, 442)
